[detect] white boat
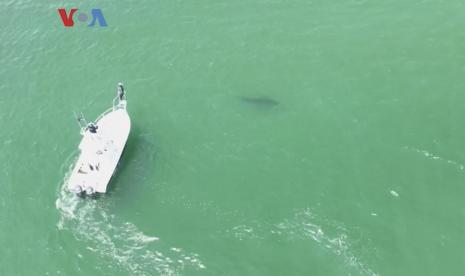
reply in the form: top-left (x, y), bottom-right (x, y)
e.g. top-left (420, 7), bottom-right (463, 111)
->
top-left (67, 83), bottom-right (131, 196)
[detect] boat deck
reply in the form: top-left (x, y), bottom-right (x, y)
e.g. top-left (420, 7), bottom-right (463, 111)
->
top-left (68, 106), bottom-right (130, 194)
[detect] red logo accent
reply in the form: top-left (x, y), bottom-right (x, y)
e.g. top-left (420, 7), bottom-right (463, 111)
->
top-left (57, 8), bottom-right (78, 27)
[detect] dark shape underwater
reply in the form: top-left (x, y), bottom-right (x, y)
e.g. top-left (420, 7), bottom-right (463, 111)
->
top-left (239, 96), bottom-right (279, 107)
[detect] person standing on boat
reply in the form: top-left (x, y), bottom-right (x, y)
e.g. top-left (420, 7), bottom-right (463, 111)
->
top-left (117, 83), bottom-right (125, 101)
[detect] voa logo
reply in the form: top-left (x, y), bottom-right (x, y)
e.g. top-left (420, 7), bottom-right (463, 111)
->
top-left (58, 8), bottom-right (107, 27)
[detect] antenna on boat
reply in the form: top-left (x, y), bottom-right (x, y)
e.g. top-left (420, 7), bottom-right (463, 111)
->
top-left (74, 111), bottom-right (88, 133)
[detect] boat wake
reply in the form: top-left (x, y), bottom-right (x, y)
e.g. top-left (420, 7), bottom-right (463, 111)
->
top-left (403, 146), bottom-right (465, 171)
top-left (226, 208), bottom-right (379, 276)
top-left (55, 163), bottom-right (205, 276)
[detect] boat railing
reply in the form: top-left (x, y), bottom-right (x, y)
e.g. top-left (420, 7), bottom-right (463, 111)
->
top-left (95, 107), bottom-right (114, 123)
top-left (77, 83), bottom-right (127, 135)
top-left (95, 97), bottom-right (126, 123)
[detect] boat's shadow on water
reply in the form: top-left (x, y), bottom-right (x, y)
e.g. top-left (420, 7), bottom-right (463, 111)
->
top-left (105, 124), bottom-right (156, 196)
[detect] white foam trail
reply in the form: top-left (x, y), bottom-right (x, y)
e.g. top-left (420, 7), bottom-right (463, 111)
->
top-left (226, 208), bottom-right (379, 276)
top-left (278, 209), bottom-right (378, 276)
top-left (403, 146), bottom-right (465, 171)
top-left (56, 163), bottom-right (206, 275)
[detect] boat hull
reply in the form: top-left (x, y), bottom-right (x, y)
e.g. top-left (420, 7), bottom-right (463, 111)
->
top-left (67, 105), bottom-right (130, 195)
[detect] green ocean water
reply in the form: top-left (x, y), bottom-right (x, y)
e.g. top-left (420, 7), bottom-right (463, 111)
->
top-left (2, 0), bottom-right (465, 275)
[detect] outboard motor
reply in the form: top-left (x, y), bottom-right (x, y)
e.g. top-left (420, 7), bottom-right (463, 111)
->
top-left (72, 185), bottom-right (83, 194)
top-left (85, 186), bottom-right (94, 195)
top-left (117, 82), bottom-right (125, 101)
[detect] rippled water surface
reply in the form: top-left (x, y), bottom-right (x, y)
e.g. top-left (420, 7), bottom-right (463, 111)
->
top-left (1, 1), bottom-right (465, 275)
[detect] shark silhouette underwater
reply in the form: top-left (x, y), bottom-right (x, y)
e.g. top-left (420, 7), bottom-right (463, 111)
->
top-left (239, 96), bottom-right (279, 107)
